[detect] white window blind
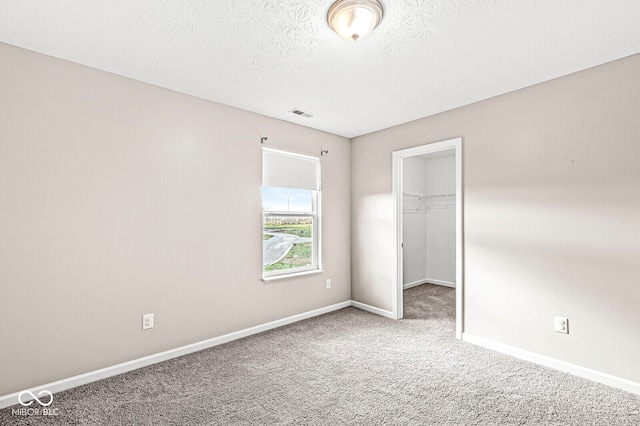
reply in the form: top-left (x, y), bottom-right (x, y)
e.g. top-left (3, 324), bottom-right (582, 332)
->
top-left (263, 148), bottom-right (320, 191)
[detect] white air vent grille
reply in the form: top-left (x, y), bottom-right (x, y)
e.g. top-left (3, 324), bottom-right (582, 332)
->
top-left (289, 108), bottom-right (314, 118)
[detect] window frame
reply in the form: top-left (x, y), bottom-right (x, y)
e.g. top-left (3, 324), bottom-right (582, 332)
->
top-left (262, 149), bottom-right (322, 280)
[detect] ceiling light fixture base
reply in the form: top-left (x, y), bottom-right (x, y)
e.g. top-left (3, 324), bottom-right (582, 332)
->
top-left (327, 0), bottom-right (383, 42)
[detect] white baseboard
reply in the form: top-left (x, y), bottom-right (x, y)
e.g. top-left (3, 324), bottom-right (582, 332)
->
top-left (426, 279), bottom-right (456, 288)
top-left (0, 301), bottom-right (351, 410)
top-left (403, 280), bottom-right (427, 290)
top-left (350, 300), bottom-right (395, 319)
top-left (7, 304), bottom-right (636, 411)
top-left (462, 333), bottom-right (640, 396)
top-left (403, 279), bottom-right (456, 290)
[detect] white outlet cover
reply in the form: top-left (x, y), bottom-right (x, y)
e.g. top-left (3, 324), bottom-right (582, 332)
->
top-left (554, 316), bottom-right (569, 334)
top-left (142, 313), bottom-right (154, 330)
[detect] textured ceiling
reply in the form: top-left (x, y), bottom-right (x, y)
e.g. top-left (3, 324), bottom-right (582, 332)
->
top-left (1, 0), bottom-right (640, 138)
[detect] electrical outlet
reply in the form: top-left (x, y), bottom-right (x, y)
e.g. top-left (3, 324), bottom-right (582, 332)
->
top-left (142, 313), bottom-right (154, 330)
top-left (554, 316), bottom-right (568, 334)
top-left (326, 279), bottom-right (331, 289)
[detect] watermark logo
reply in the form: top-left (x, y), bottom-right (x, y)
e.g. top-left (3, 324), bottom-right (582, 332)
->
top-left (18, 390), bottom-right (53, 407)
top-left (12, 389), bottom-right (60, 417)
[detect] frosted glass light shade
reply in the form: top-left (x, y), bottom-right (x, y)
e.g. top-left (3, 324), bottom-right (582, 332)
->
top-left (327, 0), bottom-right (383, 41)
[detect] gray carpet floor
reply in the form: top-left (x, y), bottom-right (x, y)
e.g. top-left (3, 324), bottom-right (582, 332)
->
top-left (2, 284), bottom-right (639, 425)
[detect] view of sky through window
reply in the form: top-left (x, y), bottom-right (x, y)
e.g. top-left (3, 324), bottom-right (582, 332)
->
top-left (262, 187), bottom-right (313, 212)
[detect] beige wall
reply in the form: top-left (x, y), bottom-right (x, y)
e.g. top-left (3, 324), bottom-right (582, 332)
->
top-left (351, 53), bottom-right (640, 382)
top-left (2, 40), bottom-right (639, 396)
top-left (0, 43), bottom-right (351, 395)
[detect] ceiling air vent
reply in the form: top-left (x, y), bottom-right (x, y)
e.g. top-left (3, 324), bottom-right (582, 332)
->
top-left (289, 108), bottom-right (314, 118)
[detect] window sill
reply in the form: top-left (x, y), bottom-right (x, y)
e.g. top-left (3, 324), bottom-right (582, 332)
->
top-left (262, 269), bottom-right (324, 283)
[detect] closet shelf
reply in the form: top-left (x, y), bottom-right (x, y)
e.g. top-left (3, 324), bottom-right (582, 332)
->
top-left (403, 191), bottom-right (455, 198)
top-left (404, 205), bottom-right (455, 214)
top-left (403, 191), bottom-right (456, 213)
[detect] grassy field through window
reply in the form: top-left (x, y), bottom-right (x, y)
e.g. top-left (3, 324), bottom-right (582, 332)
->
top-left (264, 242), bottom-right (312, 271)
top-left (263, 223), bottom-right (312, 271)
top-left (263, 223), bottom-right (311, 237)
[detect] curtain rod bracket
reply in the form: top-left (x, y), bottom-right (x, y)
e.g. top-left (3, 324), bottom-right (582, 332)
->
top-left (321, 150), bottom-right (329, 156)
top-left (261, 137), bottom-right (268, 144)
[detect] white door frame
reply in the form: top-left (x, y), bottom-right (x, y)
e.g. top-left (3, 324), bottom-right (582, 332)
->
top-left (392, 137), bottom-right (463, 339)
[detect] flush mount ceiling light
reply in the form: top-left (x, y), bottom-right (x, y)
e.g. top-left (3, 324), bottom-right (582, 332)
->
top-left (327, 0), bottom-right (383, 42)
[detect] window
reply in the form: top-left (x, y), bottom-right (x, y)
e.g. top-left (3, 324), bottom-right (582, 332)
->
top-left (262, 149), bottom-right (320, 278)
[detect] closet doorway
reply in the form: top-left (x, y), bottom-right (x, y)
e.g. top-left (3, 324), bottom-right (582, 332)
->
top-left (392, 137), bottom-right (463, 338)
